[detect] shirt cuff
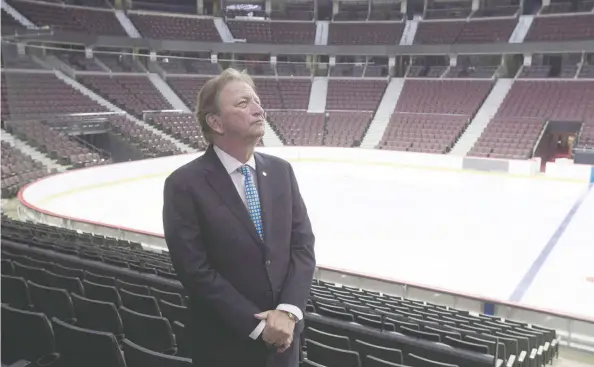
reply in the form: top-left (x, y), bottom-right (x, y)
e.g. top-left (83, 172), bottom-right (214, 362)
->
top-left (249, 320), bottom-right (266, 340)
top-left (276, 304), bottom-right (303, 321)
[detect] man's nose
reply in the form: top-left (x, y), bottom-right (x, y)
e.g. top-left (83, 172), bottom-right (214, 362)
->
top-left (252, 102), bottom-right (265, 117)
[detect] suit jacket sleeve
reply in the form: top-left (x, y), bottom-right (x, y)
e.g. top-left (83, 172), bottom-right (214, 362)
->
top-left (162, 174), bottom-right (261, 338)
top-left (278, 163), bottom-right (316, 314)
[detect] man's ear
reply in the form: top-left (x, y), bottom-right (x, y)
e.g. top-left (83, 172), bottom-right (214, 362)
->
top-left (206, 113), bottom-right (224, 135)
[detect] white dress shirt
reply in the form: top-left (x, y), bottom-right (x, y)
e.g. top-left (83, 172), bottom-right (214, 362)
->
top-left (213, 145), bottom-right (303, 340)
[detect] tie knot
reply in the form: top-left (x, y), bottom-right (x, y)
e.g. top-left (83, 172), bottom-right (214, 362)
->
top-left (237, 165), bottom-right (250, 177)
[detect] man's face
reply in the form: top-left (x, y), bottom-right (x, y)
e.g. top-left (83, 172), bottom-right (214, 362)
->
top-left (211, 80), bottom-right (265, 143)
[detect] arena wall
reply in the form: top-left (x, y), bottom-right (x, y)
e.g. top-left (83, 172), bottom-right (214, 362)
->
top-left (20, 148), bottom-right (594, 211)
top-left (17, 148), bottom-right (594, 351)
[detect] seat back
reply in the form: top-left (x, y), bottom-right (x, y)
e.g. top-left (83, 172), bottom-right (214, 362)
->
top-left (1, 303), bottom-right (57, 366)
top-left (306, 327), bottom-right (351, 350)
top-left (119, 306), bottom-right (176, 354)
top-left (407, 353), bottom-right (459, 367)
top-left (354, 339), bottom-right (404, 365)
top-left (71, 292), bottom-right (124, 340)
top-left (159, 298), bottom-right (188, 324)
top-left (122, 338), bottom-right (192, 367)
top-left (1, 274), bottom-right (32, 309)
top-left (120, 288), bottom-right (161, 316)
top-left (52, 317), bottom-right (126, 367)
top-left (28, 280), bottom-right (76, 323)
top-left (83, 279), bottom-right (122, 306)
top-left (305, 339), bottom-right (362, 367)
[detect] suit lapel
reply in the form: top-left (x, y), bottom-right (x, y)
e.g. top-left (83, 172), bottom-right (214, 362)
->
top-left (203, 146), bottom-right (265, 249)
top-left (254, 152), bottom-right (272, 250)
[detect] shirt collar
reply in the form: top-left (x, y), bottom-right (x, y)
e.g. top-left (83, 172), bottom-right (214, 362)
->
top-left (213, 144), bottom-right (256, 175)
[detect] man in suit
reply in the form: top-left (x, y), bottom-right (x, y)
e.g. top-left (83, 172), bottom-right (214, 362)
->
top-left (162, 68), bottom-right (316, 367)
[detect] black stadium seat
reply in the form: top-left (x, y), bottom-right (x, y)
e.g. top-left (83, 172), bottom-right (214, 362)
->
top-left (119, 306), bottom-right (177, 354)
top-left (1, 274), bottom-right (32, 309)
top-left (0, 213), bottom-right (561, 367)
top-left (1, 304), bottom-right (59, 367)
top-left (52, 317), bottom-right (126, 367)
top-left (28, 280), bottom-right (76, 324)
top-left (71, 292), bottom-right (125, 342)
top-left (122, 338), bottom-right (192, 367)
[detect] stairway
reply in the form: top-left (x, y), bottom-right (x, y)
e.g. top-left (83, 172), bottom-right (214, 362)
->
top-left (148, 73), bottom-right (190, 112)
top-left (262, 122), bottom-right (284, 147)
top-left (509, 15), bottom-right (534, 43)
top-left (449, 78), bottom-right (514, 156)
top-left (213, 17), bottom-right (235, 42)
top-left (53, 70), bottom-right (195, 153)
top-left (360, 78), bottom-right (405, 149)
top-left (400, 19), bottom-right (419, 45)
top-left (315, 21), bottom-right (329, 45)
top-left (0, 0), bottom-right (36, 28)
top-left (307, 77), bottom-right (328, 113)
top-left (1, 130), bottom-right (69, 171)
top-left (115, 10), bottom-right (141, 38)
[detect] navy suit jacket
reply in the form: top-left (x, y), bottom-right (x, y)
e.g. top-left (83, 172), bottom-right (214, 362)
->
top-left (162, 145), bottom-right (316, 367)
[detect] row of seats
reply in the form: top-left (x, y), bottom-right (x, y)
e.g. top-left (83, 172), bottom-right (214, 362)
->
top-left (1, 72), bottom-right (183, 160)
top-left (4, 121), bottom-right (106, 167)
top-left (0, 140), bottom-right (55, 198)
top-left (267, 111), bottom-right (373, 147)
top-left (1, 216), bottom-right (560, 367)
top-left (166, 76), bottom-right (312, 111)
top-left (468, 80), bottom-right (594, 159)
top-left (5, 0), bottom-right (594, 44)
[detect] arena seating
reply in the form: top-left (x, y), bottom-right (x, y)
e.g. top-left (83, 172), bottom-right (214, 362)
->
top-left (158, 58), bottom-right (221, 75)
top-left (144, 112), bottom-right (207, 150)
top-left (7, 0), bottom-right (126, 36)
top-left (77, 75), bottom-right (173, 119)
top-left (324, 111), bottom-right (373, 147)
top-left (1, 141), bottom-right (54, 198)
top-left (270, 1), bottom-right (314, 20)
top-left (576, 122), bottom-right (594, 149)
top-left (423, 1), bottom-right (472, 19)
top-left (132, 0), bottom-right (196, 14)
top-left (369, 2), bottom-right (404, 20)
top-left (226, 20), bottom-right (316, 44)
top-left (327, 22), bottom-right (405, 45)
top-left (414, 18), bottom-right (516, 44)
top-left (4, 120), bottom-right (106, 167)
top-left (1, 71), bottom-right (107, 119)
top-left (93, 54), bottom-right (145, 73)
top-left (1, 8), bottom-right (24, 31)
top-left (394, 80), bottom-right (493, 116)
top-left (468, 118), bottom-right (545, 159)
top-left (166, 76), bottom-right (311, 112)
top-left (267, 111), bottom-right (325, 146)
top-left (468, 80), bottom-right (594, 159)
top-left (378, 113), bottom-right (470, 154)
top-left (1, 217), bottom-right (558, 367)
top-left (127, 13), bottom-right (221, 42)
top-left (230, 61), bottom-right (276, 76)
top-left (266, 111), bottom-right (372, 148)
top-left (333, 2), bottom-right (369, 21)
top-left (51, 50), bottom-right (105, 72)
top-left (325, 79), bottom-right (387, 111)
top-left (523, 14), bottom-right (594, 42)
top-left (376, 80), bottom-right (492, 153)
top-left (277, 62), bottom-right (312, 77)
top-left (164, 76), bottom-right (209, 110)
top-left (108, 116), bottom-right (182, 158)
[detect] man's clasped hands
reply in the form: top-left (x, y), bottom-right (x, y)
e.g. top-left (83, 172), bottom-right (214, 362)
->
top-left (254, 310), bottom-right (296, 353)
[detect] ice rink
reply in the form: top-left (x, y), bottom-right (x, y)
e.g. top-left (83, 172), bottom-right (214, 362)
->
top-left (22, 156), bottom-right (594, 320)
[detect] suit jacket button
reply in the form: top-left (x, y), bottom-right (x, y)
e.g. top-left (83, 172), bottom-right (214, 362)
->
top-left (265, 260), bottom-right (271, 267)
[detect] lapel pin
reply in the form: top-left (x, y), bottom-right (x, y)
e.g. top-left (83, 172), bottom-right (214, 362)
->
top-left (262, 172), bottom-right (267, 177)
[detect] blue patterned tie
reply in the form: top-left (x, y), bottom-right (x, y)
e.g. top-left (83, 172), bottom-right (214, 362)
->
top-left (238, 165), bottom-right (264, 240)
